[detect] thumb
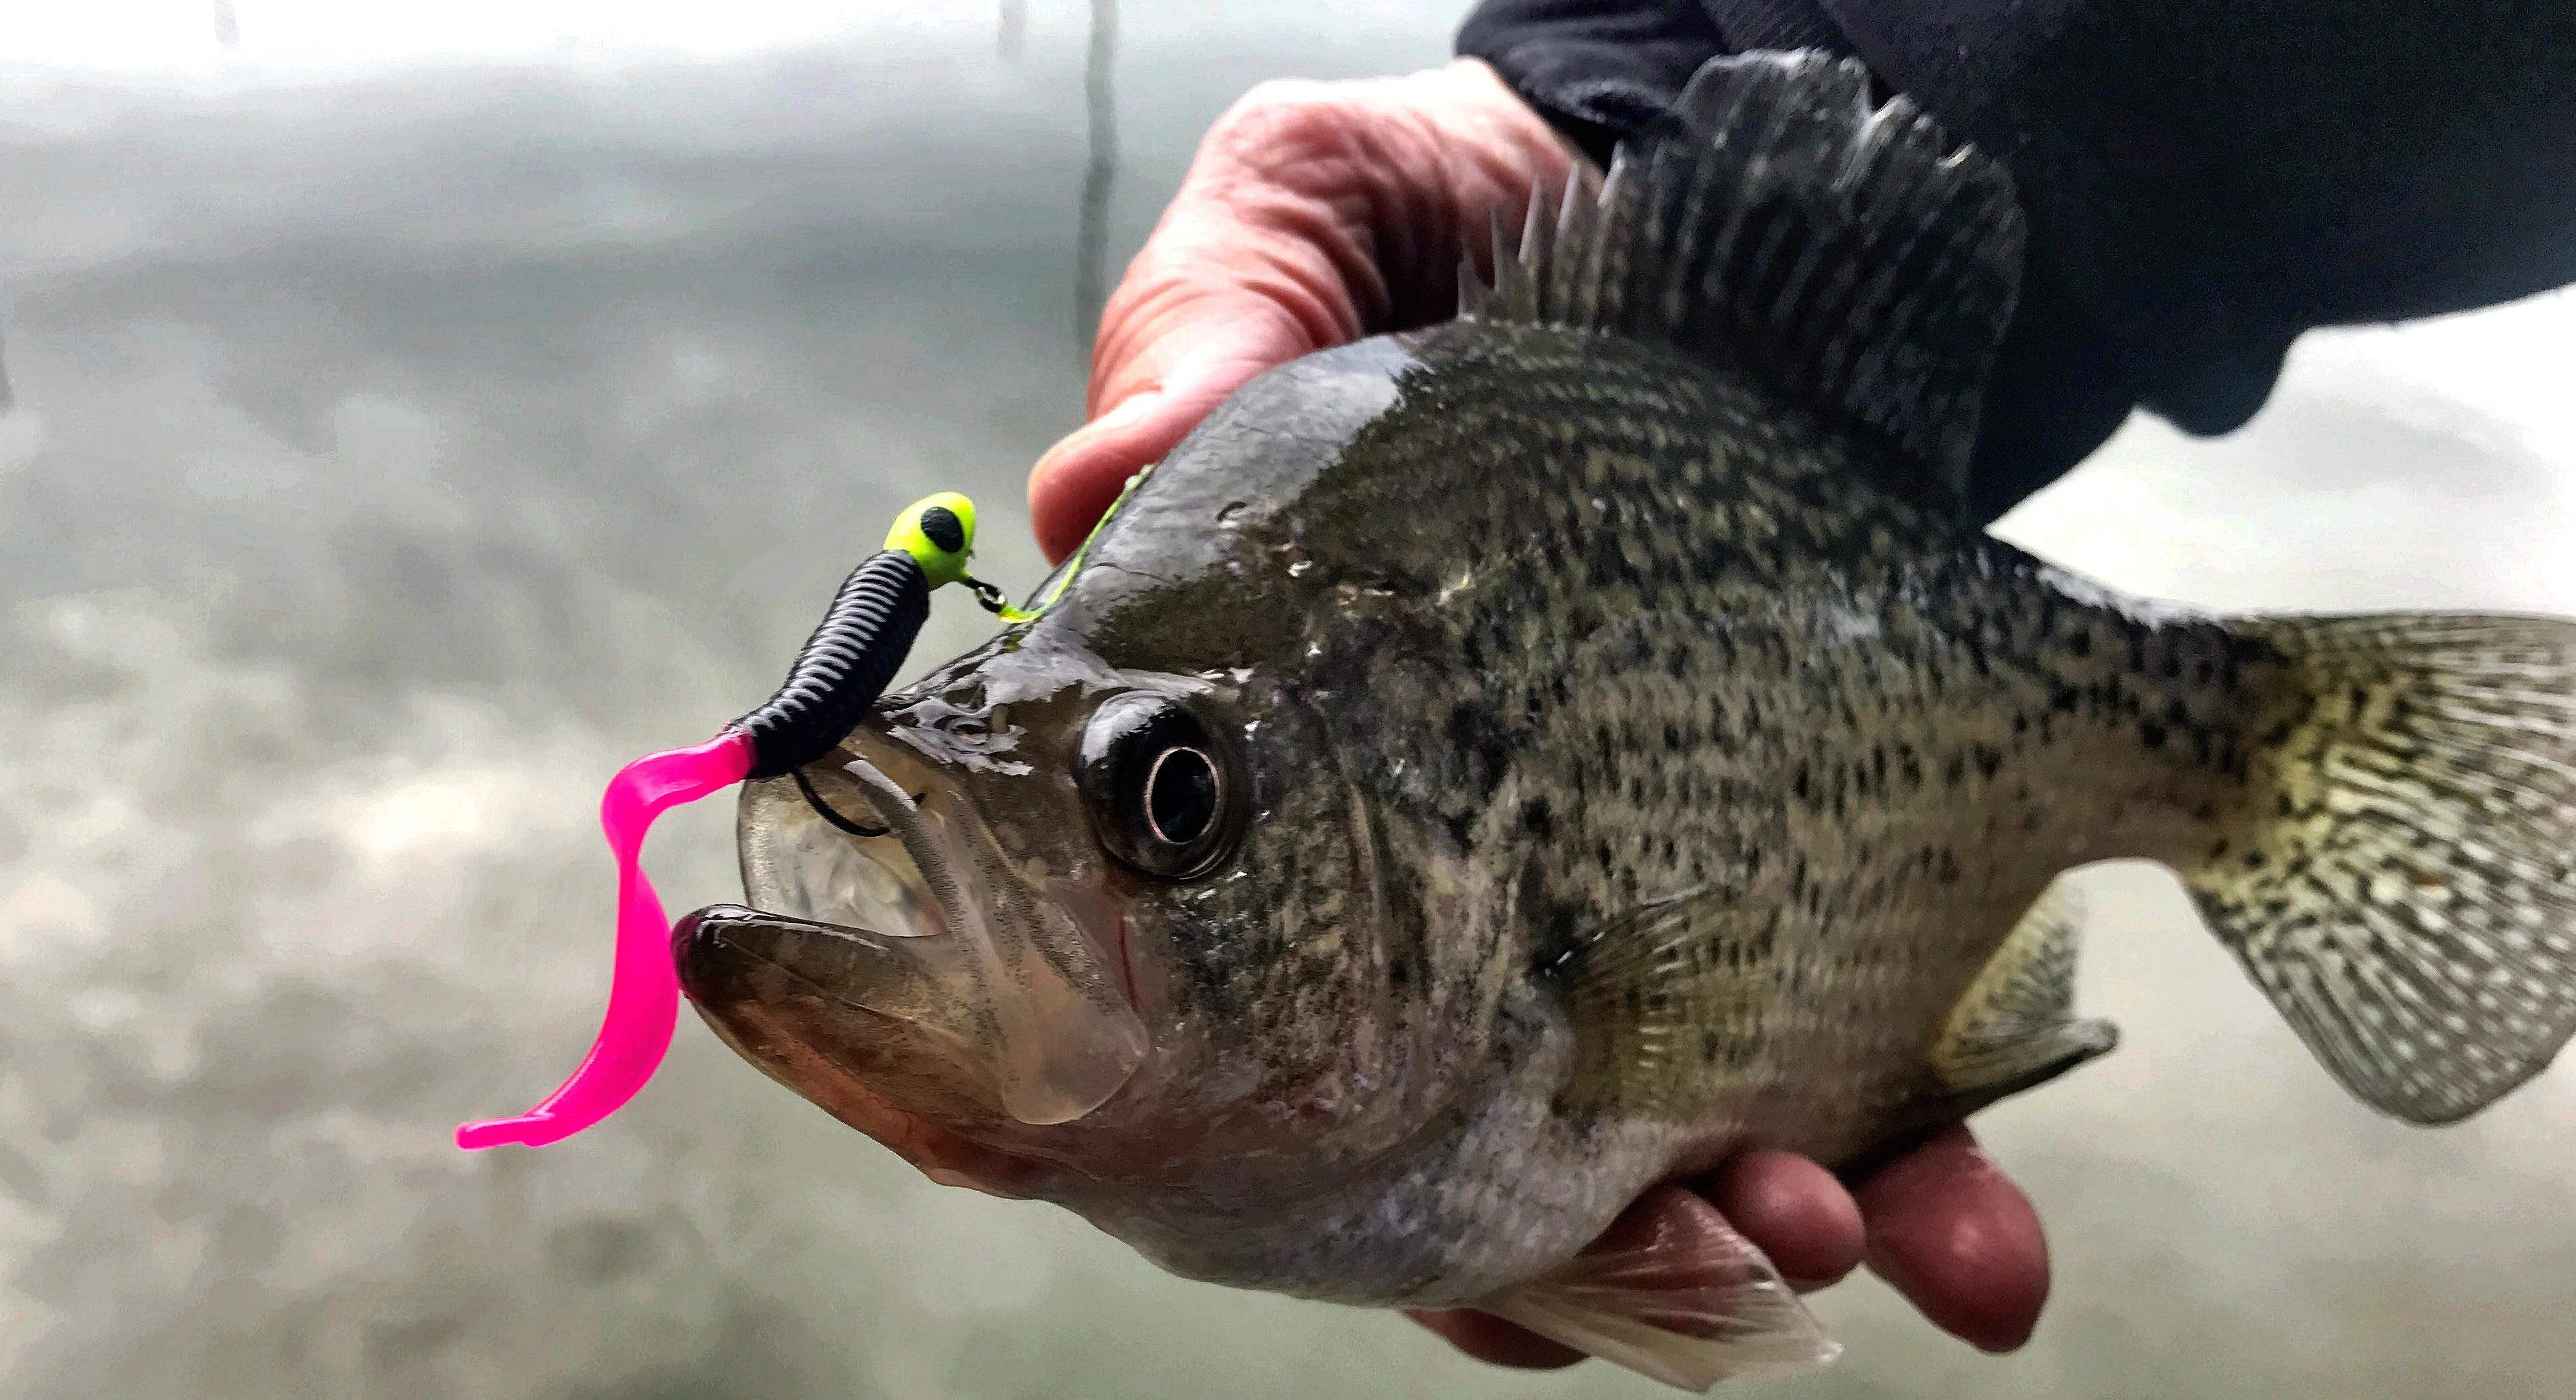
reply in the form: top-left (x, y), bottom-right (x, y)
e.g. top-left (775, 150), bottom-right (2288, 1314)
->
top-left (1027, 290), bottom-right (1319, 563)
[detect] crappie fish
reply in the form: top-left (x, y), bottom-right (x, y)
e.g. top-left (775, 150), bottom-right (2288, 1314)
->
top-left (674, 53), bottom-right (2576, 1389)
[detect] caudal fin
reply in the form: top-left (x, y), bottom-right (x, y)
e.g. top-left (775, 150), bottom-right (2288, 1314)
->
top-left (2188, 614), bottom-right (2576, 1124)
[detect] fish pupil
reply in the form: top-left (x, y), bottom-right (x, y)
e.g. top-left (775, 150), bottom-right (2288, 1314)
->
top-left (1143, 747), bottom-right (1218, 846)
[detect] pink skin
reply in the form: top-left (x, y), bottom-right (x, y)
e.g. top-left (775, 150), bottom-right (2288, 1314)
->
top-left (455, 730), bottom-right (754, 1150)
top-left (1029, 59), bottom-right (2053, 1365)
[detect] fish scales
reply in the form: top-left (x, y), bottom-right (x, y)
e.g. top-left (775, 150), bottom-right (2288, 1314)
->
top-left (1263, 320), bottom-right (2267, 1164)
top-left (678, 52), bottom-right (2576, 1391)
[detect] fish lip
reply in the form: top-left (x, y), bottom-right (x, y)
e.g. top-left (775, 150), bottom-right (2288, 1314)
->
top-left (670, 900), bottom-right (890, 968)
top-left (672, 902), bottom-right (968, 1046)
top-left (825, 743), bottom-right (1137, 1004)
top-left (672, 902), bottom-right (1049, 1197)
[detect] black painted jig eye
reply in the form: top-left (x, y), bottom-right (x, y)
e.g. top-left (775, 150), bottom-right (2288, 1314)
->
top-left (1077, 693), bottom-right (1242, 881)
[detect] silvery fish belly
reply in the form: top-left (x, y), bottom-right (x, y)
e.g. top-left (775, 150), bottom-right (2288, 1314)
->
top-left (673, 52), bottom-right (2576, 1391)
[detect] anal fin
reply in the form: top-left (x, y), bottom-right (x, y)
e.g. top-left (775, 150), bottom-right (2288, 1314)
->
top-left (1478, 1186), bottom-right (1839, 1392)
top-left (1928, 881), bottom-right (2119, 1113)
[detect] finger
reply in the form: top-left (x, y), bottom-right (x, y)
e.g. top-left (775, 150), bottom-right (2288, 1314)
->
top-left (1706, 1149), bottom-right (1866, 1291)
top-left (1026, 288), bottom-right (1317, 562)
top-left (1405, 1309), bottom-right (1587, 1371)
top-left (1028, 60), bottom-right (1570, 561)
top-left (1851, 1126), bottom-right (2050, 1353)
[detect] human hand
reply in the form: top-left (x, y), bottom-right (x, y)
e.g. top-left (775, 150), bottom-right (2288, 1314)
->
top-left (1027, 63), bottom-right (2052, 1369)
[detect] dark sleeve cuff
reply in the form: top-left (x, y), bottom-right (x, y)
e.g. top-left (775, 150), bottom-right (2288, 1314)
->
top-left (1457, 1), bottom-right (1859, 163)
top-left (1455, 0), bottom-right (1728, 167)
top-left (1457, 0), bottom-right (2129, 521)
top-left (1459, 0), bottom-right (2576, 522)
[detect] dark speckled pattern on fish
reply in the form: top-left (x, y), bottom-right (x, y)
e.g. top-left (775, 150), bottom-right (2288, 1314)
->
top-left (1226, 319), bottom-right (2274, 1156)
top-left (688, 50), bottom-right (2576, 1391)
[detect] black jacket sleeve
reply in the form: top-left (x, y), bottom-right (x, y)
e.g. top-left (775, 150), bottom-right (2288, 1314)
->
top-left (1460, 0), bottom-right (2576, 522)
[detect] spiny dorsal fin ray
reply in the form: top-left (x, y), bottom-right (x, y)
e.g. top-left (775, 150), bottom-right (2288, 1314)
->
top-left (1456, 51), bottom-right (2025, 504)
top-left (2191, 613), bottom-right (2576, 1125)
top-left (1455, 250), bottom-right (1493, 318)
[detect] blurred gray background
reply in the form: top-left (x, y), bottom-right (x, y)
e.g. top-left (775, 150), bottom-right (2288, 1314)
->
top-left (3, 4), bottom-right (2573, 1397)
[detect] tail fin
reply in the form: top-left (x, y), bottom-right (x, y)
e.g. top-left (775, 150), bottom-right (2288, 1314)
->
top-left (2186, 614), bottom-right (2576, 1124)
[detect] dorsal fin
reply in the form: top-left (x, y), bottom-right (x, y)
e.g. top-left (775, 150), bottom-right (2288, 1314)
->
top-left (1459, 50), bottom-right (2027, 503)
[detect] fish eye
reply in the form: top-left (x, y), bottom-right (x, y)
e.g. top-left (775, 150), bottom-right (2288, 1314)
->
top-left (1077, 693), bottom-right (1242, 881)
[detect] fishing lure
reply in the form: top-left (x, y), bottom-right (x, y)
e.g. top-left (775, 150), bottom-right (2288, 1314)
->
top-left (455, 491), bottom-right (1021, 1150)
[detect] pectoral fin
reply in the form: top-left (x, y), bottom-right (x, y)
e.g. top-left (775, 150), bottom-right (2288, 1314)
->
top-left (1928, 881), bottom-right (2119, 1111)
top-left (1478, 1186), bottom-right (1840, 1392)
top-left (1549, 890), bottom-right (1778, 1119)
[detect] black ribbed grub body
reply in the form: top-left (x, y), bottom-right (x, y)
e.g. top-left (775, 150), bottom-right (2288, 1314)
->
top-left (734, 549), bottom-right (930, 779)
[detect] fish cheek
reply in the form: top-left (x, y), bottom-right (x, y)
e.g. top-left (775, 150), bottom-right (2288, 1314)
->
top-left (1123, 724), bottom-right (1380, 1135)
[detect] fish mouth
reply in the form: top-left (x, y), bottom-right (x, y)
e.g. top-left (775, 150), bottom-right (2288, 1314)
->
top-left (684, 743), bottom-right (1149, 1133)
top-left (674, 903), bottom-right (1003, 1100)
top-left (672, 903), bottom-right (1043, 1195)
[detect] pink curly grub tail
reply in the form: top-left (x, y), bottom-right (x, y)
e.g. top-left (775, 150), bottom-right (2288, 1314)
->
top-left (455, 729), bottom-right (754, 1150)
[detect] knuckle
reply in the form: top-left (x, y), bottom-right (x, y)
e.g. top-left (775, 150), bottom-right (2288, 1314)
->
top-left (1205, 79), bottom-right (1370, 172)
